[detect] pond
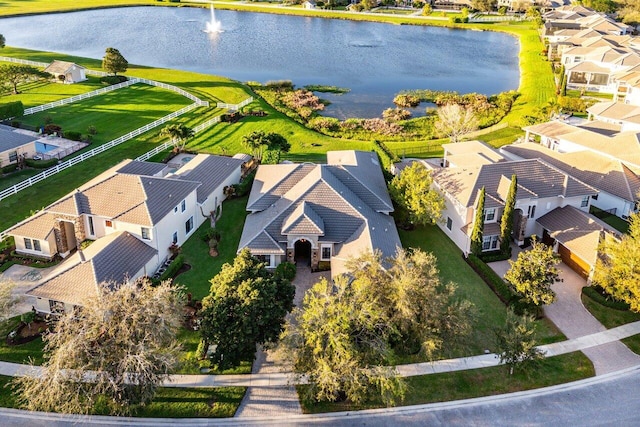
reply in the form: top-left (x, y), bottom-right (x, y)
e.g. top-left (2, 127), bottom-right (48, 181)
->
top-left (0, 7), bottom-right (520, 119)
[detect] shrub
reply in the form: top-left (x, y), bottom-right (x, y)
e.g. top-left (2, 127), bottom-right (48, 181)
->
top-left (100, 75), bottom-right (128, 85)
top-left (44, 115), bottom-right (53, 125)
top-left (466, 254), bottom-right (513, 305)
top-left (87, 125), bottom-right (97, 135)
top-left (1, 164), bottom-right (18, 174)
top-left (362, 118), bottom-right (403, 136)
top-left (274, 261), bottom-right (297, 281)
top-left (265, 80), bottom-right (293, 90)
top-left (281, 90), bottom-right (325, 112)
top-left (383, 108), bottom-right (411, 122)
top-left (43, 124), bottom-right (62, 135)
top-left (0, 101), bottom-right (24, 120)
top-left (64, 130), bottom-right (82, 141)
top-left (583, 285), bottom-right (631, 311)
top-left (202, 228), bottom-right (221, 243)
top-left (558, 96), bottom-right (589, 113)
top-left (393, 94), bottom-right (420, 108)
top-left (11, 120), bottom-right (20, 128)
top-left (232, 170), bottom-right (256, 197)
top-left (25, 158), bottom-right (58, 169)
top-left (308, 117), bottom-right (340, 132)
top-left (480, 249), bottom-right (512, 263)
top-left (159, 254), bottom-right (184, 282)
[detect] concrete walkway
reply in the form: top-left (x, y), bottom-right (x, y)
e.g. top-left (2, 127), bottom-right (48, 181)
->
top-left (489, 256), bottom-right (640, 375)
top-left (233, 265), bottom-right (330, 417)
top-left (0, 264), bottom-right (58, 318)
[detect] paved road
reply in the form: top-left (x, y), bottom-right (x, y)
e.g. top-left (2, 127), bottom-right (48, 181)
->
top-left (3, 366), bottom-right (639, 426)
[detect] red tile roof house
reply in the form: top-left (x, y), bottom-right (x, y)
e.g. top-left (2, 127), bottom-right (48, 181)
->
top-left (8, 154), bottom-right (246, 314)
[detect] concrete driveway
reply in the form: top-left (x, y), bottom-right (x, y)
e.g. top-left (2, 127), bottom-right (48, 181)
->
top-left (0, 264), bottom-right (59, 318)
top-left (489, 252), bottom-right (640, 375)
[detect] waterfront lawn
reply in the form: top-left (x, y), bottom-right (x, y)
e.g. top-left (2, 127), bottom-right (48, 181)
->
top-left (0, 316), bottom-right (45, 365)
top-left (581, 291), bottom-right (640, 355)
top-left (19, 83), bottom-right (191, 144)
top-left (0, 75), bottom-right (105, 108)
top-left (299, 351), bottom-right (594, 413)
top-left (0, 374), bottom-right (245, 417)
top-left (477, 126), bottom-right (524, 148)
top-left (399, 225), bottom-right (564, 359)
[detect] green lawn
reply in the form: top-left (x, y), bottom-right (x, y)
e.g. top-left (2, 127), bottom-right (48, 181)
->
top-left (300, 351), bottom-right (594, 413)
top-left (176, 328), bottom-right (253, 375)
top-left (0, 374), bottom-right (245, 417)
top-left (0, 316), bottom-right (45, 365)
top-left (581, 291), bottom-right (640, 355)
top-left (19, 83), bottom-right (192, 144)
top-left (0, 75), bottom-right (105, 108)
top-left (399, 225), bottom-right (565, 359)
top-left (589, 206), bottom-right (629, 234)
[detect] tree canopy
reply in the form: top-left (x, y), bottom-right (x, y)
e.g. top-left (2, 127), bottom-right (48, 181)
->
top-left (593, 212), bottom-right (640, 312)
top-left (505, 238), bottom-right (560, 306)
top-left (102, 47), bottom-right (128, 76)
top-left (281, 249), bottom-right (473, 405)
top-left (0, 64), bottom-right (49, 94)
top-left (242, 131), bottom-right (290, 162)
top-left (388, 162), bottom-right (444, 227)
top-left (0, 34), bottom-right (5, 49)
top-left (160, 123), bottom-right (195, 151)
top-left (200, 249), bottom-right (295, 369)
top-left (435, 103), bottom-right (479, 143)
top-left (494, 308), bottom-right (543, 375)
top-left (13, 280), bottom-right (184, 415)
top-left (499, 174), bottom-right (517, 255)
top-left (470, 187), bottom-right (485, 257)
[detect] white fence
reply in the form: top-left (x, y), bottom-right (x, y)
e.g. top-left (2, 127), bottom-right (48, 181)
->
top-left (0, 56), bottom-right (109, 77)
top-left (23, 79), bottom-right (142, 115)
top-left (0, 102), bottom-right (199, 203)
top-left (216, 97), bottom-right (253, 110)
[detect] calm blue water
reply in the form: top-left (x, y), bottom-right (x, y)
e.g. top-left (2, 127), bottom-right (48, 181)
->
top-left (0, 7), bottom-right (519, 118)
top-left (35, 142), bottom-right (57, 153)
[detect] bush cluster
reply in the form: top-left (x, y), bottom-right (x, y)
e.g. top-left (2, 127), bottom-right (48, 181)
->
top-left (583, 285), bottom-right (631, 311)
top-left (274, 262), bottom-right (297, 281)
top-left (25, 158), bottom-right (58, 169)
top-left (158, 254), bottom-right (184, 282)
top-left (0, 101), bottom-right (24, 120)
top-left (362, 118), bottom-right (403, 136)
top-left (100, 75), bottom-right (128, 85)
top-left (383, 108), bottom-right (411, 122)
top-left (393, 94), bottom-right (420, 108)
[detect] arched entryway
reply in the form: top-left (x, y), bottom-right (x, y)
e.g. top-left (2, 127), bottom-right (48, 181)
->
top-left (294, 239), bottom-right (312, 266)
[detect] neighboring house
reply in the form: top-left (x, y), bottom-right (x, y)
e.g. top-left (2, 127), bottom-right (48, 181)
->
top-left (537, 205), bottom-right (620, 280)
top-left (43, 60), bottom-right (87, 84)
top-left (0, 126), bottom-right (37, 166)
top-left (28, 231), bottom-right (159, 315)
top-left (238, 150), bottom-right (401, 277)
top-left (501, 142), bottom-right (640, 219)
top-left (8, 154), bottom-right (245, 261)
top-left (586, 101), bottom-right (640, 131)
top-left (429, 141), bottom-right (597, 255)
top-left (302, 0), bottom-right (317, 9)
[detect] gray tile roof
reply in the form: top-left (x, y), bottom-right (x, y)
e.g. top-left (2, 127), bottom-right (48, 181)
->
top-left (240, 151), bottom-right (401, 272)
top-left (175, 154), bottom-right (244, 204)
top-left (0, 128), bottom-right (37, 153)
top-left (28, 232), bottom-right (157, 306)
top-left (434, 158), bottom-right (597, 208)
top-left (247, 163), bottom-right (316, 211)
top-left (116, 160), bottom-right (167, 177)
top-left (503, 142), bottom-right (640, 203)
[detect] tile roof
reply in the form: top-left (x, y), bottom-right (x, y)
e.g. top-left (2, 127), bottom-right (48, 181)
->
top-left (433, 157), bottom-right (596, 208)
top-left (28, 232), bottom-right (157, 306)
top-left (281, 201), bottom-right (325, 235)
top-left (247, 163), bottom-right (315, 211)
top-left (0, 128), bottom-right (37, 153)
top-left (174, 154), bottom-right (244, 204)
top-left (43, 60), bottom-right (85, 75)
top-left (116, 160), bottom-right (167, 177)
top-left (537, 205), bottom-right (618, 266)
top-left (8, 212), bottom-right (56, 240)
top-left (502, 142), bottom-right (640, 202)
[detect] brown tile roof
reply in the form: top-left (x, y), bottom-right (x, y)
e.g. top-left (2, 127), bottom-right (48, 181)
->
top-left (537, 205), bottom-right (619, 266)
top-left (8, 212), bottom-right (56, 240)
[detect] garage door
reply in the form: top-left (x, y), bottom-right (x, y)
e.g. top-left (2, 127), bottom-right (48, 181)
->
top-left (558, 244), bottom-right (590, 280)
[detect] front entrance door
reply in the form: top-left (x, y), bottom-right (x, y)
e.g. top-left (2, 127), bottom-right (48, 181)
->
top-left (294, 239), bottom-right (312, 266)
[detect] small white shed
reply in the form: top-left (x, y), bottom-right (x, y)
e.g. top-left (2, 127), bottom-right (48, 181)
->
top-left (44, 60), bottom-right (87, 84)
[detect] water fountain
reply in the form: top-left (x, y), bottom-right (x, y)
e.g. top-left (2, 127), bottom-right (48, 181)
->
top-left (204, 3), bottom-right (222, 33)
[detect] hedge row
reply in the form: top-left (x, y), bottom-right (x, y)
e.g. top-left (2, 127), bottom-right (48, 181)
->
top-left (233, 170), bottom-right (256, 197)
top-left (582, 285), bottom-right (631, 311)
top-left (466, 253), bottom-right (513, 305)
top-left (0, 101), bottom-right (24, 120)
top-left (158, 254), bottom-right (185, 283)
top-left (480, 248), bottom-right (511, 263)
top-left (25, 158), bottom-right (58, 169)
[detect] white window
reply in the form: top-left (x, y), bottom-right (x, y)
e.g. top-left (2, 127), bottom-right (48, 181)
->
top-left (88, 216), bottom-right (95, 236)
top-left (24, 238), bottom-right (32, 250)
top-left (482, 235), bottom-right (499, 251)
top-left (172, 231), bottom-right (178, 244)
top-left (546, 202), bottom-right (551, 210)
top-left (446, 217), bottom-right (453, 231)
top-left (141, 227), bottom-right (150, 240)
top-left (8, 151), bottom-right (17, 162)
top-left (528, 205), bottom-right (536, 219)
top-left (321, 245), bottom-right (332, 261)
top-left (181, 200), bottom-right (186, 212)
top-left (256, 254), bottom-right (273, 267)
top-left (581, 196), bottom-right (589, 208)
top-left (185, 217), bottom-right (194, 234)
top-left (33, 240), bottom-right (41, 252)
top-left (174, 206), bottom-right (178, 214)
top-left (484, 208), bottom-right (496, 222)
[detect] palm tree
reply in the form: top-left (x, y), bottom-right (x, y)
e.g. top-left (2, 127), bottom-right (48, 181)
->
top-left (160, 124), bottom-right (194, 152)
top-left (241, 130), bottom-right (269, 161)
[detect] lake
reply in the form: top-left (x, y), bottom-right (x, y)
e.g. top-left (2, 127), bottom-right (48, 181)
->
top-left (0, 7), bottom-right (520, 119)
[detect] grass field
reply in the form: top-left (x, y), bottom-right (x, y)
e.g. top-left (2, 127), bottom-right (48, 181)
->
top-left (0, 75), bottom-right (105, 108)
top-left (19, 83), bottom-right (192, 144)
top-left (300, 351), bottom-right (594, 413)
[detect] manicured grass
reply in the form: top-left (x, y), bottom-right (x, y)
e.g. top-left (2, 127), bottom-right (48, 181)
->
top-left (477, 126), bottom-right (525, 148)
top-left (19, 83), bottom-right (192, 144)
top-left (0, 374), bottom-right (245, 417)
top-left (176, 196), bottom-right (249, 301)
top-left (0, 0), bottom-right (158, 16)
top-left (398, 225), bottom-right (564, 359)
top-left (0, 316), bottom-right (45, 365)
top-left (0, 75), bottom-right (105, 108)
top-left (589, 206), bottom-right (629, 234)
top-left (176, 328), bottom-right (252, 375)
top-left (299, 351), bottom-right (594, 413)
top-left (581, 291), bottom-right (640, 355)
top-left (0, 169), bottom-right (42, 192)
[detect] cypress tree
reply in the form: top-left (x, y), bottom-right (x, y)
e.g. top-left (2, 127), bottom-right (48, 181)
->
top-left (470, 187), bottom-right (485, 257)
top-left (500, 174), bottom-right (518, 256)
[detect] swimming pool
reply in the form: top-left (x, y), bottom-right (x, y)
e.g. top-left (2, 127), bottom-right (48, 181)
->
top-left (35, 142), bottom-right (58, 153)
